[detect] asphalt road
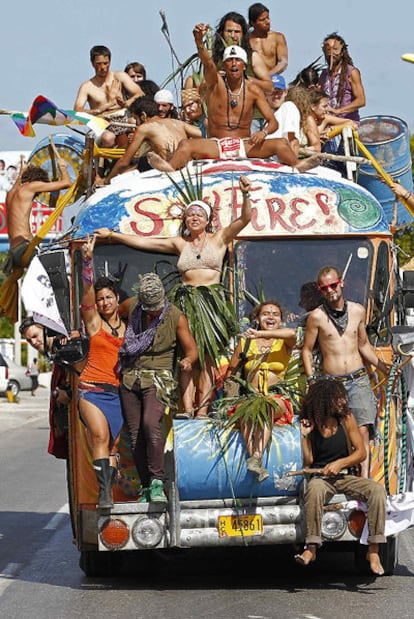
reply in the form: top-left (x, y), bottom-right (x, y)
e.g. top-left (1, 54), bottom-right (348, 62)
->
top-left (1, 382), bottom-right (414, 618)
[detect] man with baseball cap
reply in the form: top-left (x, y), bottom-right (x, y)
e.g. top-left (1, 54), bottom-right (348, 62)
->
top-left (147, 23), bottom-right (321, 173)
top-left (118, 273), bottom-right (197, 504)
top-left (154, 88), bottom-right (178, 119)
top-left (265, 73), bottom-right (300, 155)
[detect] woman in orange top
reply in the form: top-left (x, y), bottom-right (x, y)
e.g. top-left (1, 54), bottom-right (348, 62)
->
top-left (79, 234), bottom-right (126, 509)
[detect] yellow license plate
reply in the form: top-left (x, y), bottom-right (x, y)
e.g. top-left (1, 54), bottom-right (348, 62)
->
top-left (217, 514), bottom-right (263, 538)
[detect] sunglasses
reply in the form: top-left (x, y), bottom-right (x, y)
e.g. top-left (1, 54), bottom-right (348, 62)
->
top-left (318, 279), bottom-right (342, 293)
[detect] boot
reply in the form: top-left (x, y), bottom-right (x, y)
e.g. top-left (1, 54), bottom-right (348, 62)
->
top-left (93, 459), bottom-right (114, 510)
top-left (257, 466), bottom-right (270, 483)
top-left (246, 455), bottom-right (263, 475)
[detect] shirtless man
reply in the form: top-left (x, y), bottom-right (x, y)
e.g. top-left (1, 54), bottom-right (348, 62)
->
top-left (74, 45), bottom-right (143, 147)
top-left (102, 97), bottom-right (202, 184)
top-left (149, 24), bottom-right (319, 173)
top-left (3, 155), bottom-right (71, 276)
top-left (302, 266), bottom-right (391, 478)
top-left (248, 3), bottom-right (288, 75)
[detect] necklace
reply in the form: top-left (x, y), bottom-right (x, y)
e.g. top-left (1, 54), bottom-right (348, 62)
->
top-left (224, 76), bottom-right (245, 129)
top-left (190, 233), bottom-right (207, 260)
top-left (225, 77), bottom-right (244, 108)
top-left (102, 314), bottom-right (122, 337)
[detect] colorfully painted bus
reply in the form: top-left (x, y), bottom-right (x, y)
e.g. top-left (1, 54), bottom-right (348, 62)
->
top-left (26, 146), bottom-right (413, 577)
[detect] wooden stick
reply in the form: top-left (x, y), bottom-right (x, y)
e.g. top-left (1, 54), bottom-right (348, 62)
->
top-left (299, 147), bottom-right (370, 165)
top-left (48, 134), bottom-right (61, 161)
top-left (285, 467), bottom-right (350, 477)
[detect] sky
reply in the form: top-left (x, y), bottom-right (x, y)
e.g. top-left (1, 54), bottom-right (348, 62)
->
top-left (0, 0), bottom-right (414, 154)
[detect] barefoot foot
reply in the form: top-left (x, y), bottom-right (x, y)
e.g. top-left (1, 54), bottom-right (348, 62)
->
top-left (294, 545), bottom-right (317, 566)
top-left (296, 154), bottom-right (323, 173)
top-left (366, 550), bottom-right (385, 576)
top-left (147, 151), bottom-right (174, 172)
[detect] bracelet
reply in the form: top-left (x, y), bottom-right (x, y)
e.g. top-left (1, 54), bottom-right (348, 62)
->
top-left (404, 191), bottom-right (412, 200)
top-left (80, 303), bottom-right (96, 311)
top-left (306, 375), bottom-right (317, 384)
top-left (108, 230), bottom-right (114, 239)
top-left (262, 128), bottom-right (268, 137)
top-left (197, 45), bottom-right (205, 52)
top-left (241, 191), bottom-right (250, 198)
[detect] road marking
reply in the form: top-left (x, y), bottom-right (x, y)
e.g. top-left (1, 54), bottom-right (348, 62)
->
top-left (43, 503), bottom-right (69, 530)
top-left (0, 563), bottom-right (22, 596)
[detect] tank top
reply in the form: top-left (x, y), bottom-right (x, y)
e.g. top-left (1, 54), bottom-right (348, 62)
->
top-left (177, 239), bottom-right (222, 274)
top-left (80, 328), bottom-right (122, 386)
top-left (311, 422), bottom-right (349, 468)
top-left (320, 65), bottom-right (360, 122)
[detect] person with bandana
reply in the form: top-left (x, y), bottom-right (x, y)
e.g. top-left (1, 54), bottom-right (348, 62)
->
top-left (118, 273), bottom-right (197, 503)
top-left (96, 175), bottom-right (252, 419)
top-left (302, 265), bottom-right (391, 478)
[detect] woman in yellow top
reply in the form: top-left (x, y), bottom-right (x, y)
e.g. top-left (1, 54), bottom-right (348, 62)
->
top-left (225, 300), bottom-right (296, 482)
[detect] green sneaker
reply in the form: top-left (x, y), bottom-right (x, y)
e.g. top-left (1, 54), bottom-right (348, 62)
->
top-left (138, 488), bottom-right (150, 503)
top-left (149, 479), bottom-right (168, 503)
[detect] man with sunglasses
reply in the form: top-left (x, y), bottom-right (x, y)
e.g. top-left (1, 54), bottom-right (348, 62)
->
top-left (302, 265), bottom-right (390, 478)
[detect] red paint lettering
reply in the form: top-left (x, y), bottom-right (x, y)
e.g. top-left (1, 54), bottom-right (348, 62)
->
top-left (290, 198), bottom-right (315, 229)
top-left (315, 192), bottom-right (331, 215)
top-left (266, 197), bottom-right (295, 232)
top-left (130, 198), bottom-right (164, 236)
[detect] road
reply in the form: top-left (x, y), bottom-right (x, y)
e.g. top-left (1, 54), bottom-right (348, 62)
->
top-left (1, 385), bottom-right (414, 618)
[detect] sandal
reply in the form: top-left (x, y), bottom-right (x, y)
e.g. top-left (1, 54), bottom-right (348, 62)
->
top-left (175, 410), bottom-right (194, 420)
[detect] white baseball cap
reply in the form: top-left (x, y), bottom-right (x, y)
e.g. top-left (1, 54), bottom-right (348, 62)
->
top-left (222, 45), bottom-right (248, 65)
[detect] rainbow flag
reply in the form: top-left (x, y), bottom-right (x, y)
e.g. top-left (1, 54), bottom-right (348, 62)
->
top-left (6, 95), bottom-right (109, 137)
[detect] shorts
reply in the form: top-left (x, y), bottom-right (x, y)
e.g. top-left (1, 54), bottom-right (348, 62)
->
top-left (326, 369), bottom-right (377, 433)
top-left (214, 137), bottom-right (247, 159)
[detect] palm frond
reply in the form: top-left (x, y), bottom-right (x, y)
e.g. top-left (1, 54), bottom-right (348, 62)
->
top-left (166, 166), bottom-right (203, 206)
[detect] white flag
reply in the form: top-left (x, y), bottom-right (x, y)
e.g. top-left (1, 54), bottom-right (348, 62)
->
top-left (21, 256), bottom-right (69, 337)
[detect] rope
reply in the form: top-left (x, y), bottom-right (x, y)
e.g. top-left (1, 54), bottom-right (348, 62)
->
top-left (399, 372), bottom-right (408, 494)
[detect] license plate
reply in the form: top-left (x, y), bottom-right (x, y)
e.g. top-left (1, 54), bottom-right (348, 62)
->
top-left (217, 514), bottom-right (263, 538)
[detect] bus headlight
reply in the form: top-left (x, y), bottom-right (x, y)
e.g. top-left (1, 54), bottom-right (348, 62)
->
top-left (132, 515), bottom-right (164, 548)
top-left (321, 510), bottom-right (347, 540)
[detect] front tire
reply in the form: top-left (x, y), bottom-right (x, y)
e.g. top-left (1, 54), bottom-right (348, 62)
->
top-left (8, 380), bottom-right (20, 397)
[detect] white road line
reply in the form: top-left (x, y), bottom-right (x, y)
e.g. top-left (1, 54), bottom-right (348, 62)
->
top-left (0, 563), bottom-right (22, 596)
top-left (43, 503), bottom-right (69, 530)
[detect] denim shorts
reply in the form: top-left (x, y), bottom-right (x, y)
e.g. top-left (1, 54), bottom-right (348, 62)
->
top-left (325, 371), bottom-right (377, 430)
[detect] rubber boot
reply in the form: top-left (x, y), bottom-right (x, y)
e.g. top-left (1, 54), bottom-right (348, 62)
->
top-left (93, 459), bottom-right (114, 509)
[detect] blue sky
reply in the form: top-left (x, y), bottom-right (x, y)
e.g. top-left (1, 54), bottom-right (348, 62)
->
top-left (1, 0), bottom-right (413, 153)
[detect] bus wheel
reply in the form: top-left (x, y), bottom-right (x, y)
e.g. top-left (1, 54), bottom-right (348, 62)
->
top-left (79, 550), bottom-right (120, 577)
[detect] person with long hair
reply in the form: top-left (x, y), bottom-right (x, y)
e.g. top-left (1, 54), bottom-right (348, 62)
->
top-left (225, 300), bottom-right (296, 481)
top-left (318, 33), bottom-right (366, 122)
top-left (295, 378), bottom-right (386, 575)
top-left (212, 11), bottom-right (273, 93)
top-left (78, 234), bottom-right (126, 509)
top-left (95, 175), bottom-right (252, 418)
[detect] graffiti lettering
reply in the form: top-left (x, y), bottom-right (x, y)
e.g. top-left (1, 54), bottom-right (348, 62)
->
top-left (131, 198), bottom-right (164, 236)
top-left (266, 197), bottom-right (295, 232)
top-left (290, 198), bottom-right (314, 230)
top-left (315, 192), bottom-right (331, 215)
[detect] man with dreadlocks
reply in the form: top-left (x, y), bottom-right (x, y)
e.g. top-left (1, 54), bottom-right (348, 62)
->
top-left (3, 154), bottom-right (71, 276)
top-left (302, 265), bottom-right (391, 478)
top-left (295, 378), bottom-right (386, 575)
top-left (318, 32), bottom-right (366, 122)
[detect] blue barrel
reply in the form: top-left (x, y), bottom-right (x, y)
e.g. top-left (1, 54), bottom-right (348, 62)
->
top-left (173, 419), bottom-right (303, 500)
top-left (357, 115), bottom-right (413, 225)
